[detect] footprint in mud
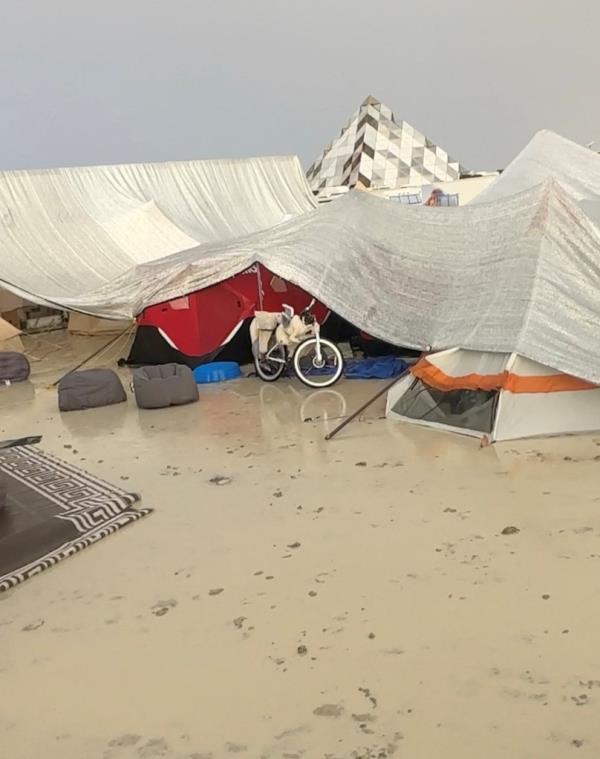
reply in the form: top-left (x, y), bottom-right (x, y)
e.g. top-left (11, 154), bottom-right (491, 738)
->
top-left (571, 694), bottom-right (589, 707)
top-left (274, 726), bottom-right (309, 741)
top-left (352, 712), bottom-right (378, 734)
top-left (22, 619), bottom-right (45, 631)
top-left (137, 737), bottom-right (169, 757)
top-left (151, 599), bottom-right (177, 617)
top-left (109, 734), bottom-right (141, 748)
top-left (549, 730), bottom-right (587, 749)
top-left (352, 713), bottom-right (377, 723)
top-left (209, 476), bottom-right (232, 486)
top-left (358, 687), bottom-right (378, 708)
top-left (313, 704), bottom-right (344, 718)
top-left (579, 680), bottom-right (600, 689)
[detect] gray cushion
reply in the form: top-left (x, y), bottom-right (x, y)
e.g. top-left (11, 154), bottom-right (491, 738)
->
top-left (0, 352), bottom-right (30, 383)
top-left (0, 476), bottom-right (6, 513)
top-left (58, 369), bottom-right (127, 412)
top-left (133, 363), bottom-right (199, 409)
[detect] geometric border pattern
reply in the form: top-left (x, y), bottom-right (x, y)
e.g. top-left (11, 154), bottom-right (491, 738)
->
top-left (307, 95), bottom-right (464, 191)
top-left (0, 446), bottom-right (152, 592)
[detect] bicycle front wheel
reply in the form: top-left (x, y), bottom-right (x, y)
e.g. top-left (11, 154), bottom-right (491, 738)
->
top-left (292, 338), bottom-right (344, 388)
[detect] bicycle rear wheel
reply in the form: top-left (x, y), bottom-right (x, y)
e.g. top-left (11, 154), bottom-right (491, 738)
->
top-left (254, 342), bottom-right (286, 382)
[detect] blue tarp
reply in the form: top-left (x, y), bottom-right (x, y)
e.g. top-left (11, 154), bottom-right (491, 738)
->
top-left (344, 356), bottom-right (408, 379)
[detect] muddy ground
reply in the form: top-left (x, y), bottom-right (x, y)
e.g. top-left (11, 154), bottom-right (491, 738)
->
top-left (1, 333), bottom-right (599, 758)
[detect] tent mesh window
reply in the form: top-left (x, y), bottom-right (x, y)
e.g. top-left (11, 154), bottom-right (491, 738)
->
top-left (392, 378), bottom-right (498, 433)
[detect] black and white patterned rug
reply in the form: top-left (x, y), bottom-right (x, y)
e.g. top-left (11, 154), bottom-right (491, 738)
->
top-left (0, 445), bottom-right (152, 592)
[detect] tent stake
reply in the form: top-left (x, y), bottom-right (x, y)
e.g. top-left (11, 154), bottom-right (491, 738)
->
top-left (324, 368), bottom-right (410, 442)
top-left (51, 326), bottom-right (133, 387)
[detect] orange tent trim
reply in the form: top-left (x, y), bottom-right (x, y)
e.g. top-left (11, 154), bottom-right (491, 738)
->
top-left (412, 359), bottom-right (596, 394)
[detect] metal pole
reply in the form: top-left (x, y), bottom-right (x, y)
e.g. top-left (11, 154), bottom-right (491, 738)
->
top-left (324, 349), bottom-right (428, 442)
top-left (324, 367), bottom-right (410, 441)
top-left (51, 326), bottom-right (132, 387)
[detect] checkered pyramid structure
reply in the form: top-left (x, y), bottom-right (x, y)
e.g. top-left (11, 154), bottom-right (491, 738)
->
top-left (307, 95), bottom-right (463, 191)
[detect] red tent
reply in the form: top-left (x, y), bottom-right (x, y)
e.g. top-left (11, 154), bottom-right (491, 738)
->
top-left (127, 264), bottom-right (329, 367)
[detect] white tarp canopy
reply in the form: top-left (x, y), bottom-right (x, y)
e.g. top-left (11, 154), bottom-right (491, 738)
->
top-left (0, 155), bottom-right (316, 307)
top-left (53, 178), bottom-right (600, 384)
top-left (2, 130), bottom-right (600, 384)
top-left (472, 130), bottom-right (600, 223)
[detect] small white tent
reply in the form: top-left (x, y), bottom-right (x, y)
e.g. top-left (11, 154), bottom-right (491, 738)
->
top-left (386, 349), bottom-right (600, 442)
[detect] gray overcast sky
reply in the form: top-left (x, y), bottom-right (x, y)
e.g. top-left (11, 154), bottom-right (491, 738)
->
top-left (1, 0), bottom-right (598, 173)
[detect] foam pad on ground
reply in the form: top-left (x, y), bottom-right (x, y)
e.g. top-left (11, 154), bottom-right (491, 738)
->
top-left (0, 352), bottom-right (30, 383)
top-left (133, 364), bottom-right (199, 409)
top-left (58, 369), bottom-right (127, 412)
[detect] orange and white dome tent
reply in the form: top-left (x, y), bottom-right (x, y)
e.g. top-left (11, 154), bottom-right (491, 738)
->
top-left (386, 348), bottom-right (600, 443)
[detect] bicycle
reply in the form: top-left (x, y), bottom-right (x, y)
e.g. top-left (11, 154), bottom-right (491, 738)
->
top-left (249, 301), bottom-right (344, 388)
